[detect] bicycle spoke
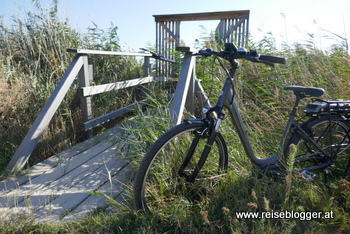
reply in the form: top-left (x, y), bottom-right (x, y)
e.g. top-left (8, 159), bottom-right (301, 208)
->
top-left (134, 122), bottom-right (228, 214)
top-left (287, 117), bottom-right (350, 180)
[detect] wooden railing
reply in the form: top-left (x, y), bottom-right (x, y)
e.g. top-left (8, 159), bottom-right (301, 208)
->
top-left (170, 47), bottom-right (210, 125)
top-left (4, 49), bottom-right (152, 175)
top-left (66, 49), bottom-right (167, 133)
top-left (4, 47), bottom-right (209, 175)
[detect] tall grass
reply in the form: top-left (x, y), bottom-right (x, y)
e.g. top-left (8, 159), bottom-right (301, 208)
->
top-left (1, 1), bottom-right (350, 232)
top-left (0, 1), bottom-right (147, 172)
top-left (102, 36), bottom-right (350, 232)
top-left (0, 1), bottom-right (82, 169)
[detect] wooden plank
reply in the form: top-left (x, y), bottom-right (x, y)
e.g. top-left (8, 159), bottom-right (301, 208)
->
top-left (195, 78), bottom-right (211, 107)
top-left (31, 125), bottom-right (136, 222)
top-left (60, 165), bottom-right (132, 222)
top-left (185, 65), bottom-right (195, 115)
top-left (30, 140), bottom-right (131, 222)
top-left (0, 122), bottom-right (129, 196)
top-left (159, 21), bottom-right (177, 39)
top-left (0, 122), bottom-right (128, 193)
top-left (82, 76), bottom-right (159, 97)
top-left (21, 146), bottom-right (126, 211)
top-left (244, 18), bottom-right (249, 46)
top-left (222, 17), bottom-right (247, 42)
top-left (0, 140), bottom-right (116, 209)
top-left (0, 119), bottom-right (140, 222)
top-left (0, 207), bottom-right (34, 220)
top-left (154, 10), bottom-right (250, 22)
top-left (143, 56), bottom-right (151, 77)
top-left (169, 52), bottom-right (196, 125)
top-left (83, 99), bottom-right (150, 130)
top-left (4, 54), bottom-right (84, 176)
top-left (35, 161), bottom-right (130, 222)
top-left (0, 159), bottom-right (123, 221)
top-left (0, 122), bottom-right (134, 218)
top-left (67, 49), bottom-right (152, 57)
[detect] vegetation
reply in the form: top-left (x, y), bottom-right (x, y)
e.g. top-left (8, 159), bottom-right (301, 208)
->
top-left (1, 0), bottom-right (350, 233)
top-left (0, 0), bottom-right (146, 172)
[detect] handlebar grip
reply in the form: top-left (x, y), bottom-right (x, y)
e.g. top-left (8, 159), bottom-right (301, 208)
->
top-left (259, 55), bottom-right (286, 64)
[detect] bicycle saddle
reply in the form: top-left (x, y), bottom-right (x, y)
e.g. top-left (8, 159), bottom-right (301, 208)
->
top-left (284, 85), bottom-right (324, 97)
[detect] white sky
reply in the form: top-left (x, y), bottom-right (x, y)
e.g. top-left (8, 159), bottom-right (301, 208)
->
top-left (0, 0), bottom-right (349, 51)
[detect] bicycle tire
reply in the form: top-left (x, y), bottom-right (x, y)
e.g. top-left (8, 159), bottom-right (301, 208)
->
top-left (134, 121), bottom-right (228, 214)
top-left (285, 115), bottom-right (350, 180)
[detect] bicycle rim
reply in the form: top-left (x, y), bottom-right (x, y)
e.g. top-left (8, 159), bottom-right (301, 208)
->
top-left (134, 122), bottom-right (228, 215)
top-left (287, 116), bottom-right (350, 180)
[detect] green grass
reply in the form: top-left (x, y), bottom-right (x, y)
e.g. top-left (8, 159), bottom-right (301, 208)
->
top-left (1, 1), bottom-right (350, 232)
top-left (0, 172), bottom-right (349, 233)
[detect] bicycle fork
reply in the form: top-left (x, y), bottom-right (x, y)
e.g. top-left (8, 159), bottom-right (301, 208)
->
top-left (178, 120), bottom-right (221, 182)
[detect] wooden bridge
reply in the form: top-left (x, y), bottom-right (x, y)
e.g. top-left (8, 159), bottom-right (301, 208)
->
top-left (0, 122), bottom-right (132, 223)
top-left (0, 47), bottom-right (206, 223)
top-left (0, 10), bottom-right (249, 223)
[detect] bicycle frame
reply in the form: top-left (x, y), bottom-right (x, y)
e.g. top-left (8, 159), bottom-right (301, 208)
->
top-left (205, 63), bottom-right (321, 169)
top-left (212, 76), bottom-right (280, 167)
top-left (183, 48), bottom-right (350, 181)
top-left (207, 75), bottom-right (350, 176)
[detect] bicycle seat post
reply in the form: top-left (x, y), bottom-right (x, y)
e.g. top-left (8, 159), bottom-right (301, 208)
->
top-left (290, 94), bottom-right (302, 119)
top-left (277, 93), bottom-right (303, 159)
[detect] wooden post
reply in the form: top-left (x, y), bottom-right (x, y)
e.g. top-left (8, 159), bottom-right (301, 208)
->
top-left (4, 54), bottom-right (84, 176)
top-left (169, 50), bottom-right (196, 125)
top-left (79, 55), bottom-right (93, 139)
top-left (195, 79), bottom-right (211, 107)
top-left (143, 56), bottom-right (151, 77)
top-left (184, 61), bottom-right (195, 115)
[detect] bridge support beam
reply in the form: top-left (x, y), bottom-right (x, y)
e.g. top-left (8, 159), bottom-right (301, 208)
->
top-left (4, 55), bottom-right (84, 176)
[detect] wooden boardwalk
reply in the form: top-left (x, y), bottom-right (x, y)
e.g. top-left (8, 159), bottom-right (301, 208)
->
top-left (0, 122), bottom-right (134, 223)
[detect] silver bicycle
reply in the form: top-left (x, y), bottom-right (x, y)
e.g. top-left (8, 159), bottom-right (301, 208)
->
top-left (134, 43), bottom-right (350, 214)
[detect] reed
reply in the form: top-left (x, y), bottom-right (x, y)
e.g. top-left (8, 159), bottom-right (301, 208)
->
top-left (0, 1), bottom-right (145, 172)
top-left (0, 1), bottom-right (350, 232)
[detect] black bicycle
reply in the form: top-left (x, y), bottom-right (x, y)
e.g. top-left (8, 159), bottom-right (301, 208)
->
top-left (134, 43), bottom-right (350, 214)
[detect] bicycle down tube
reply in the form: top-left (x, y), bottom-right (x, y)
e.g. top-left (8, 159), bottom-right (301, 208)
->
top-left (214, 76), bottom-right (279, 167)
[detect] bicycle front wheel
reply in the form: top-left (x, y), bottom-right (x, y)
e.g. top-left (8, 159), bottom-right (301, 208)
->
top-left (134, 121), bottom-right (228, 214)
top-left (285, 115), bottom-right (350, 180)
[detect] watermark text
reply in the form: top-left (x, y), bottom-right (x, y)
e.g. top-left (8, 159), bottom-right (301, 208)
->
top-left (235, 210), bottom-right (334, 221)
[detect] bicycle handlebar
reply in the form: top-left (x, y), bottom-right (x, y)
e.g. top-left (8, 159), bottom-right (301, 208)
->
top-left (259, 55), bottom-right (286, 64)
top-left (196, 43), bottom-right (286, 67)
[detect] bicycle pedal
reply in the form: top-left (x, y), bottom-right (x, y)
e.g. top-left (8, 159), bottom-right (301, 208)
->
top-left (300, 170), bottom-right (316, 180)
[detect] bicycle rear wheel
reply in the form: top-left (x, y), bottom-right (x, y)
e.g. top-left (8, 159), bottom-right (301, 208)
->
top-left (285, 115), bottom-right (350, 180)
top-left (134, 121), bottom-right (228, 214)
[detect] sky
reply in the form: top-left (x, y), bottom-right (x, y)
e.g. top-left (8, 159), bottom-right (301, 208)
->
top-left (0, 0), bottom-right (349, 52)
